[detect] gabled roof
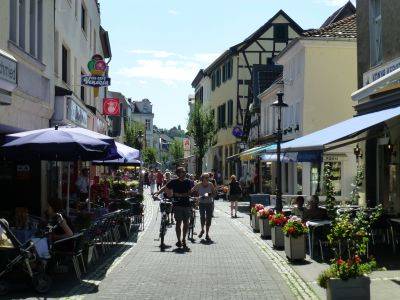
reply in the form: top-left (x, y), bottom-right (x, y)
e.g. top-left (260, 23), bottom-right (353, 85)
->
top-left (203, 10), bottom-right (303, 75)
top-left (304, 14), bottom-right (357, 39)
top-left (321, 1), bottom-right (356, 28)
top-left (191, 69), bottom-right (205, 88)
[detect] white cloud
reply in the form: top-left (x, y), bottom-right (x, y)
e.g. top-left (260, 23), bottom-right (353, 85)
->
top-left (193, 53), bottom-right (221, 64)
top-left (138, 80), bottom-right (148, 85)
top-left (168, 9), bottom-right (179, 15)
top-left (129, 49), bottom-right (175, 58)
top-left (117, 59), bottom-right (199, 82)
top-left (319, 0), bottom-right (355, 6)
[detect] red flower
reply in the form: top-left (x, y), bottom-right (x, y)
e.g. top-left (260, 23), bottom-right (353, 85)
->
top-left (354, 255), bottom-right (361, 264)
top-left (337, 258), bottom-right (344, 265)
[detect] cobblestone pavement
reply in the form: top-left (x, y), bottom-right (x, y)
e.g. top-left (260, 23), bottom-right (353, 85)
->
top-left (70, 190), bottom-right (316, 300)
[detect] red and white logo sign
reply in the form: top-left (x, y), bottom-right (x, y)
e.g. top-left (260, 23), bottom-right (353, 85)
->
top-left (103, 98), bottom-right (120, 116)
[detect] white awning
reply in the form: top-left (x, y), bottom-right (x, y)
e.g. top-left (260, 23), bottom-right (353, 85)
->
top-left (352, 67), bottom-right (400, 102)
top-left (260, 153), bottom-right (296, 162)
top-left (271, 105), bottom-right (400, 153)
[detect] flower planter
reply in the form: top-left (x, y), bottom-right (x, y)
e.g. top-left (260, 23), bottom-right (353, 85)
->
top-left (251, 215), bottom-right (260, 232)
top-left (284, 235), bottom-right (306, 260)
top-left (271, 226), bottom-right (284, 248)
top-left (327, 276), bottom-right (370, 300)
top-left (259, 218), bottom-right (271, 238)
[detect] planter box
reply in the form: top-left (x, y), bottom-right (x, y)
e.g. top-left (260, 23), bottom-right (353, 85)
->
top-left (259, 218), bottom-right (271, 238)
top-left (271, 226), bottom-right (284, 248)
top-left (251, 215), bottom-right (260, 232)
top-left (327, 276), bottom-right (370, 300)
top-left (284, 235), bottom-right (306, 260)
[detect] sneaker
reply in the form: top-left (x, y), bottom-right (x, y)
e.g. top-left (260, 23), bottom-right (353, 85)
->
top-left (205, 235), bottom-right (211, 242)
top-left (176, 241), bottom-right (182, 248)
top-left (198, 230), bottom-right (205, 238)
top-left (182, 242), bottom-right (190, 252)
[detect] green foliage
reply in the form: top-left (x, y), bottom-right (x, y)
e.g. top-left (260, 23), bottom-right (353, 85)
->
top-left (125, 121), bottom-right (145, 150)
top-left (317, 256), bottom-right (378, 289)
top-left (323, 163), bottom-right (337, 220)
top-left (169, 139), bottom-right (184, 162)
top-left (350, 165), bottom-right (364, 205)
top-left (187, 103), bottom-right (215, 175)
top-left (282, 216), bottom-right (308, 238)
top-left (142, 147), bottom-right (157, 166)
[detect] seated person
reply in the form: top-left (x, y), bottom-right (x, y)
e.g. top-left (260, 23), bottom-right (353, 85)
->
top-left (291, 196), bottom-right (306, 219)
top-left (45, 198), bottom-right (73, 242)
top-left (303, 195), bottom-right (328, 221)
top-left (0, 219), bottom-right (13, 248)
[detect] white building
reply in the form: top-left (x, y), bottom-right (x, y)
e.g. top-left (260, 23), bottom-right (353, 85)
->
top-left (52, 0), bottom-right (111, 135)
top-left (132, 99), bottom-right (154, 148)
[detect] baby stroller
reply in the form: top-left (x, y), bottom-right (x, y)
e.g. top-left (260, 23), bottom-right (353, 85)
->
top-left (0, 219), bottom-right (53, 296)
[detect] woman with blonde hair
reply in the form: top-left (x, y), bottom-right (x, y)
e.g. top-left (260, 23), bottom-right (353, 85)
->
top-left (228, 175), bottom-right (242, 218)
top-left (191, 173), bottom-right (216, 241)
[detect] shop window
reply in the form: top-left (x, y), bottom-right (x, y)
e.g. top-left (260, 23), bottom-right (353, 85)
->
top-left (62, 44), bottom-right (69, 84)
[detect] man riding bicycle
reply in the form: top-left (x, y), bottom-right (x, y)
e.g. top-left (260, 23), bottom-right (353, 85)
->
top-left (155, 167), bottom-right (192, 251)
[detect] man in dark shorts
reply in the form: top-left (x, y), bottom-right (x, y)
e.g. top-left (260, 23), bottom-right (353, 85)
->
top-left (156, 167), bottom-right (192, 251)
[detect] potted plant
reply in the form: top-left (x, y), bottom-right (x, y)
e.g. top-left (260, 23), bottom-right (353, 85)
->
top-left (250, 204), bottom-right (264, 232)
top-left (269, 213), bottom-right (287, 249)
top-left (283, 216), bottom-right (308, 260)
top-left (258, 207), bottom-right (274, 238)
top-left (317, 256), bottom-right (377, 300)
top-left (317, 206), bottom-right (382, 299)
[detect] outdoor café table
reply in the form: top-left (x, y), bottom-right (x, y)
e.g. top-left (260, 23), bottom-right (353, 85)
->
top-left (306, 220), bottom-right (332, 259)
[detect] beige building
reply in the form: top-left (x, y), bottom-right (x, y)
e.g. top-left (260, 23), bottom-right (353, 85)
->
top-left (192, 10), bottom-right (303, 182)
top-left (259, 15), bottom-right (358, 199)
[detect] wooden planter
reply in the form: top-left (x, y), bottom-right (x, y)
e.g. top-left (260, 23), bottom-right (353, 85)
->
top-left (284, 235), bottom-right (306, 260)
top-left (259, 218), bottom-right (271, 238)
top-left (271, 226), bottom-right (284, 248)
top-left (327, 276), bottom-right (370, 300)
top-left (251, 215), bottom-right (260, 232)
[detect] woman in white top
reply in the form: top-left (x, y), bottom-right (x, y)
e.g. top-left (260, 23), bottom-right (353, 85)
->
top-left (191, 173), bottom-right (216, 241)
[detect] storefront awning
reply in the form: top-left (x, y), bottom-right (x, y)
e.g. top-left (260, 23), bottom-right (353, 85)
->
top-left (240, 144), bottom-right (276, 161)
top-left (260, 153), bottom-right (296, 162)
top-left (268, 105), bottom-right (400, 153)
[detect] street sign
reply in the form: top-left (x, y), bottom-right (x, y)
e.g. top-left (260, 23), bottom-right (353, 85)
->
top-left (103, 98), bottom-right (120, 116)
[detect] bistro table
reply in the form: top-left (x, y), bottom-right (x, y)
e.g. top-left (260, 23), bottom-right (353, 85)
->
top-left (306, 220), bottom-right (332, 259)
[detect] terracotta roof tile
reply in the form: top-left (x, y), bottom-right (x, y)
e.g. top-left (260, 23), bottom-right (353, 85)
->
top-left (304, 14), bottom-right (357, 39)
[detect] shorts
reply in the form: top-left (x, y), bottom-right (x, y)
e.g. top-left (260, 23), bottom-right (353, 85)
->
top-left (173, 206), bottom-right (191, 223)
top-left (199, 203), bottom-right (214, 226)
top-left (229, 194), bottom-right (241, 202)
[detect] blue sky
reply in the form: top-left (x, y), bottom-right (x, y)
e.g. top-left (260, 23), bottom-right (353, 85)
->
top-left (100, 0), bottom-right (355, 130)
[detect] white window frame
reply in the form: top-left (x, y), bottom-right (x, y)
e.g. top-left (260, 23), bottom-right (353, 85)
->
top-left (370, 0), bottom-right (383, 67)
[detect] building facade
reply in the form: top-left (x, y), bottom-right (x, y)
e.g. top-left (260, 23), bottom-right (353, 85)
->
top-left (352, 0), bottom-right (400, 213)
top-left (192, 10), bottom-right (303, 182)
top-left (260, 15), bottom-right (358, 199)
top-left (131, 98), bottom-right (154, 148)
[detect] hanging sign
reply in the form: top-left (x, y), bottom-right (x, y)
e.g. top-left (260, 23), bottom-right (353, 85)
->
top-left (232, 126), bottom-right (244, 138)
top-left (103, 98), bottom-right (120, 116)
top-left (81, 75), bottom-right (110, 87)
top-left (82, 54), bottom-right (111, 95)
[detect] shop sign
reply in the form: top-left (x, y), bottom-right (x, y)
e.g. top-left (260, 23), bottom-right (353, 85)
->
top-left (67, 98), bottom-right (88, 128)
top-left (81, 75), bottom-right (110, 87)
top-left (0, 51), bottom-right (17, 85)
top-left (232, 126), bottom-right (244, 138)
top-left (103, 98), bottom-right (120, 116)
top-left (363, 57), bottom-right (400, 86)
top-left (183, 138), bottom-right (190, 151)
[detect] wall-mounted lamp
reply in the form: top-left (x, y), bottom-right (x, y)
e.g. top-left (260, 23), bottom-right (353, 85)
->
top-left (353, 144), bottom-right (362, 159)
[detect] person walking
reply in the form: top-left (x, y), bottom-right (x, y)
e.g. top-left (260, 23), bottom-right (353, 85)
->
top-left (228, 175), bottom-right (242, 218)
top-left (192, 173), bottom-right (216, 241)
top-left (156, 167), bottom-right (192, 251)
top-left (149, 170), bottom-right (156, 195)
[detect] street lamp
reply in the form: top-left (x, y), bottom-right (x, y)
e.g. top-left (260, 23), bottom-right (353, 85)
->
top-left (272, 91), bottom-right (288, 212)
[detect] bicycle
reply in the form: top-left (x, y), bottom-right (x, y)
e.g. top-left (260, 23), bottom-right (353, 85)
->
top-left (187, 197), bottom-right (197, 242)
top-left (154, 195), bottom-right (172, 251)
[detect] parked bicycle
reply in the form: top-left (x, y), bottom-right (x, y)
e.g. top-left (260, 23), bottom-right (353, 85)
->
top-left (154, 195), bottom-right (173, 251)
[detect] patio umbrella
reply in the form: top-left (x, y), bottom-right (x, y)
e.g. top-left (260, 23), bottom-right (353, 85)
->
top-left (1, 128), bottom-right (112, 161)
top-left (92, 142), bottom-right (140, 166)
top-left (4, 125), bottom-right (121, 160)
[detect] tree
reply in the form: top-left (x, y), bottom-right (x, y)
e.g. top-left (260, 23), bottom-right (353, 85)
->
top-left (323, 163), bottom-right (337, 220)
top-left (125, 121), bottom-right (145, 150)
top-left (187, 103), bottom-right (215, 177)
top-left (142, 147), bottom-right (157, 166)
top-left (169, 139), bottom-right (184, 164)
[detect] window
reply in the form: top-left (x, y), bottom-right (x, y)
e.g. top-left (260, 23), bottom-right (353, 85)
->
top-left (273, 24), bottom-right (288, 43)
top-left (370, 0), bottom-right (382, 66)
top-left (195, 87), bottom-right (203, 104)
top-left (145, 119), bottom-right (151, 130)
top-left (217, 104), bottom-right (226, 129)
top-left (18, 0), bottom-right (26, 49)
top-left (227, 100), bottom-right (233, 126)
top-left (81, 3), bottom-right (87, 33)
top-left (216, 68), bottom-right (221, 87)
top-left (62, 45), bottom-right (69, 84)
top-left (54, 31), bottom-right (59, 75)
top-left (10, 0), bottom-right (17, 42)
top-left (310, 163), bottom-right (320, 195)
top-left (29, 0), bottom-right (36, 56)
top-left (211, 73), bottom-right (216, 91)
top-left (80, 71), bottom-right (85, 101)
